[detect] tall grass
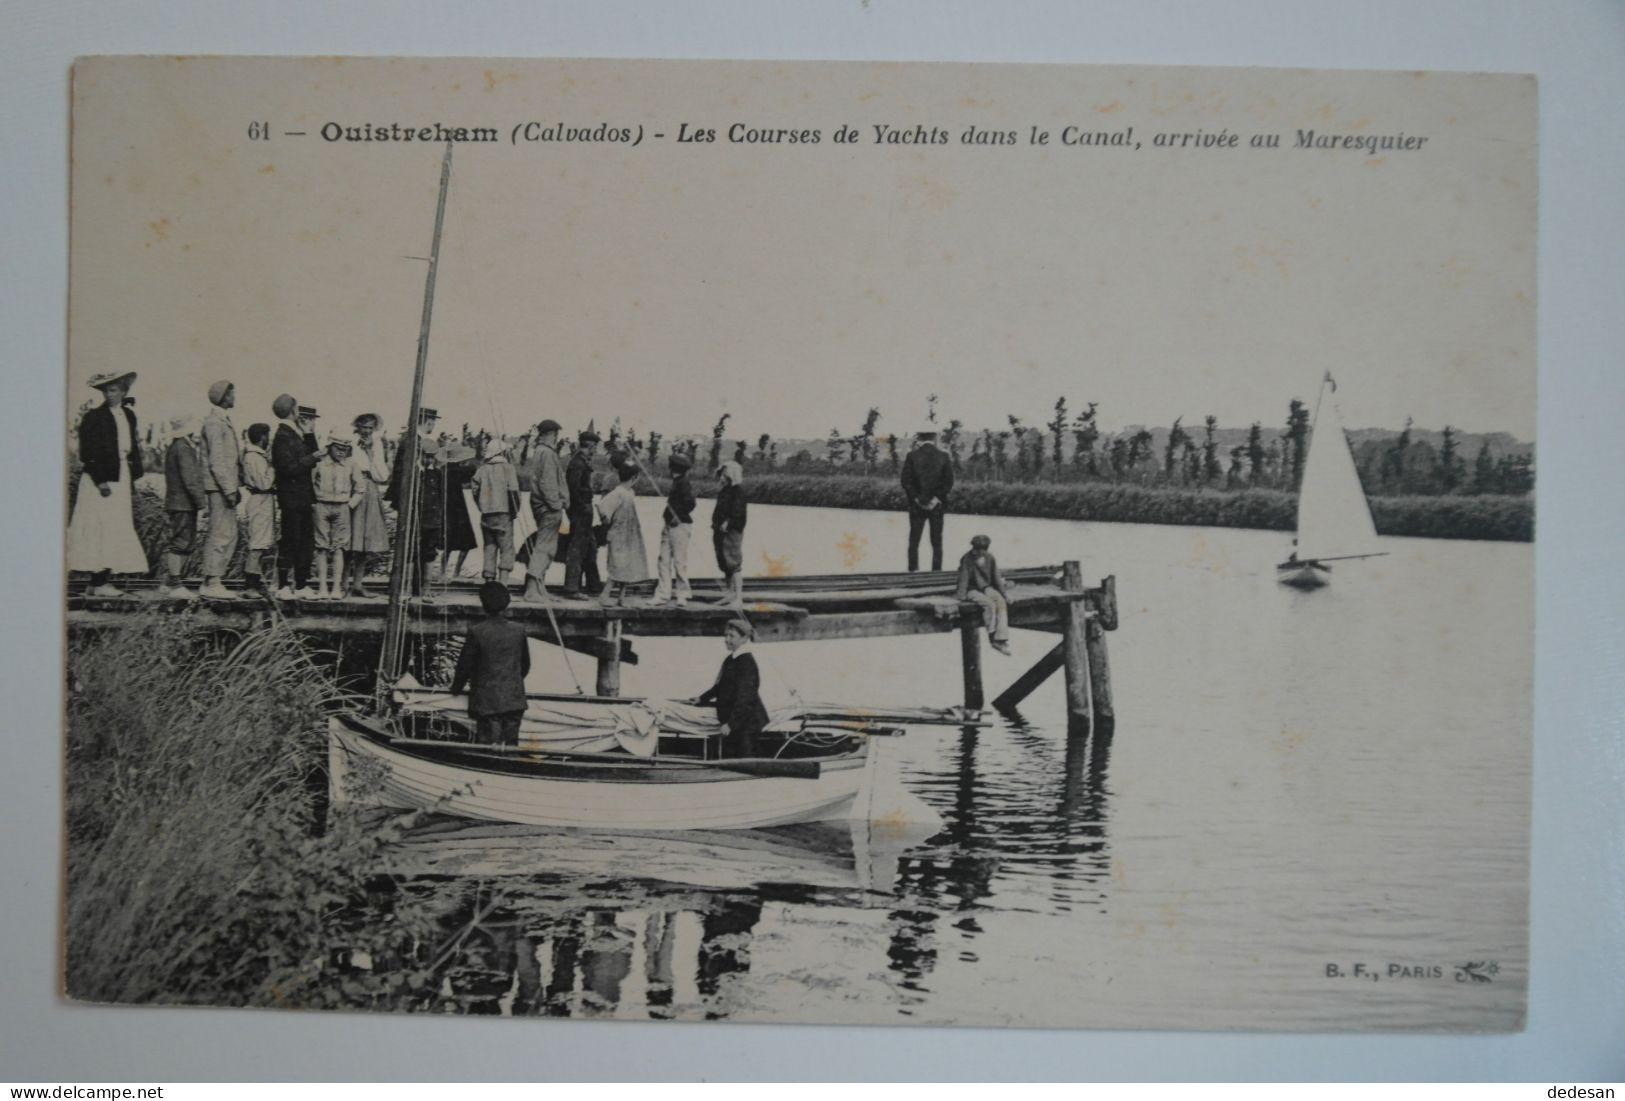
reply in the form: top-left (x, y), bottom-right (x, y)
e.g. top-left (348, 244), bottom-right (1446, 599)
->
top-left (64, 617), bottom-right (449, 1008)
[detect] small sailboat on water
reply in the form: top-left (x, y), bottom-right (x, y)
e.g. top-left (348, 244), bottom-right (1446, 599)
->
top-left (1277, 372), bottom-right (1387, 589)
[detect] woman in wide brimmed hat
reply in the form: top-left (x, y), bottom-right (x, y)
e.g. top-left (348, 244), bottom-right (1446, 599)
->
top-left (68, 372), bottom-right (149, 594)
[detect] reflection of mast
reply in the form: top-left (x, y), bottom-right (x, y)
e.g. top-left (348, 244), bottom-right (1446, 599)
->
top-left (378, 142), bottom-right (454, 706)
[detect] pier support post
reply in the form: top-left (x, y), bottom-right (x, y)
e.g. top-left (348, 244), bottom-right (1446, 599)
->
top-left (1085, 575), bottom-right (1116, 733)
top-left (1060, 561), bottom-right (1092, 735)
top-left (960, 613), bottom-right (984, 713)
top-left (596, 618), bottom-right (622, 697)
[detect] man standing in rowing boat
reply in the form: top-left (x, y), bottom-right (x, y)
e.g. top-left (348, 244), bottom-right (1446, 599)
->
top-left (695, 619), bottom-right (770, 759)
top-left (450, 580), bottom-right (531, 746)
top-left (901, 428), bottom-right (954, 572)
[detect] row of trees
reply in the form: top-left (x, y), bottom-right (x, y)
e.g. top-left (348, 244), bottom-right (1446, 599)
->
top-left (128, 397), bottom-right (1517, 500)
top-left (614, 398), bottom-right (1533, 498)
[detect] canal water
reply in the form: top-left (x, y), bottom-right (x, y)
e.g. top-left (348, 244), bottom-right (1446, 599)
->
top-left (374, 499), bottom-right (1532, 1031)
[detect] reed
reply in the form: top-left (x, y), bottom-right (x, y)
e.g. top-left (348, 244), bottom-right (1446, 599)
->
top-left (64, 617), bottom-right (446, 1008)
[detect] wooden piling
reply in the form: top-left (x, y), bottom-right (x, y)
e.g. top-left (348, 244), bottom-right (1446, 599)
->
top-left (960, 615), bottom-right (984, 712)
top-left (596, 618), bottom-right (623, 696)
top-left (1085, 575), bottom-right (1116, 732)
top-left (1060, 561), bottom-right (1092, 731)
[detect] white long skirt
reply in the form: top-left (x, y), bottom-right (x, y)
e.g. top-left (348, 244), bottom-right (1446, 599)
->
top-left (67, 472), bottom-right (149, 574)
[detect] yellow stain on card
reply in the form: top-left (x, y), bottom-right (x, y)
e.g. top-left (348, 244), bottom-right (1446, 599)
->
top-left (837, 531), bottom-right (868, 568)
top-left (760, 551), bottom-right (792, 577)
top-left (258, 164), bottom-right (275, 174)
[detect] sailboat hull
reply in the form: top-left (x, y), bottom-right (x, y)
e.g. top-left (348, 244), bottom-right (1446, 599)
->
top-left (329, 715), bottom-right (879, 831)
top-left (1276, 561), bottom-right (1329, 589)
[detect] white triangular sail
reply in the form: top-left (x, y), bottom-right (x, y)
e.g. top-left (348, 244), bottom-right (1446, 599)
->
top-left (1293, 376), bottom-right (1383, 562)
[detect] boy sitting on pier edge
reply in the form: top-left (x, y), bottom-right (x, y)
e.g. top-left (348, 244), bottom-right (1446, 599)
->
top-left (956, 534), bottom-right (1012, 655)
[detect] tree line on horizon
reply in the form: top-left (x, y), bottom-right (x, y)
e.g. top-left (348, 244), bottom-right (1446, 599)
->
top-left (75, 392), bottom-right (1535, 501)
top-left (606, 396), bottom-right (1535, 498)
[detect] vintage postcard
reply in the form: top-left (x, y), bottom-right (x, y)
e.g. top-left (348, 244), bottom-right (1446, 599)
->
top-left (63, 56), bottom-right (1534, 1029)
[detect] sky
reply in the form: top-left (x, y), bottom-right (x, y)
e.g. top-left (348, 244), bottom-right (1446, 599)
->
top-left (68, 58), bottom-right (1536, 444)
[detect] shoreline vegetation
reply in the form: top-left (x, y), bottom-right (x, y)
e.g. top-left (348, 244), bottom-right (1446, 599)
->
top-left (65, 617), bottom-right (475, 1009)
top-left (673, 472), bottom-right (1533, 543)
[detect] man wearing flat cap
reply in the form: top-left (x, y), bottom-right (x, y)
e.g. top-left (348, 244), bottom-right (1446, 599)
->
top-left (198, 380), bottom-right (241, 599)
top-left (901, 429), bottom-right (954, 571)
top-left (519, 419), bottom-right (568, 602)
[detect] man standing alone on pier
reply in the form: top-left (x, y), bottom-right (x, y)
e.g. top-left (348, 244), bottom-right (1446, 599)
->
top-left (198, 380), bottom-right (241, 600)
top-left (901, 429), bottom-right (954, 571)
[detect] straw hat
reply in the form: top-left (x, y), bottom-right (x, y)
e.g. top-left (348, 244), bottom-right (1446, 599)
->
top-left (88, 371), bottom-right (137, 391)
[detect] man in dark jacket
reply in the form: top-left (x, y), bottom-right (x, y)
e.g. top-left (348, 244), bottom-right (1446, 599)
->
top-left (160, 415), bottom-right (207, 596)
top-left (450, 580), bottom-right (532, 746)
top-left (561, 428), bottom-right (602, 599)
top-left (270, 394), bottom-right (321, 596)
top-left (386, 408), bottom-right (449, 598)
top-left (900, 429), bottom-right (954, 571)
top-left (695, 619), bottom-right (771, 759)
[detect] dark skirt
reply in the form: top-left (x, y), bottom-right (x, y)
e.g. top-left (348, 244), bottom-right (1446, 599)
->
top-left (445, 462), bottom-right (479, 552)
top-left (713, 528), bottom-right (744, 573)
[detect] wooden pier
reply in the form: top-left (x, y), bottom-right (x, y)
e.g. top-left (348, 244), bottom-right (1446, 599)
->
top-left (67, 562), bottom-right (1118, 733)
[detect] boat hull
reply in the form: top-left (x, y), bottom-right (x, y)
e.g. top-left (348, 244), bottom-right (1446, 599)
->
top-left (1277, 561), bottom-right (1330, 590)
top-left (329, 715), bottom-right (878, 831)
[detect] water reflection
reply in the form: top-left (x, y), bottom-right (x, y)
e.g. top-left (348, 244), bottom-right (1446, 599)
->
top-left (364, 711), bottom-right (1117, 1019)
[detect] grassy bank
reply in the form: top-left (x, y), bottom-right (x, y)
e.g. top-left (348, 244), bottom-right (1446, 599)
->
top-left (674, 473), bottom-right (1534, 542)
top-left (65, 617), bottom-right (456, 1009)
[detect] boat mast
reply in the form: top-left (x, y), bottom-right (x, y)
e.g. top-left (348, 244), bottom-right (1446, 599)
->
top-left (378, 141), bottom-right (454, 707)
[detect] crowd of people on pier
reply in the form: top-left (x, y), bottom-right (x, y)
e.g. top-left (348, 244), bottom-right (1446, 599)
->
top-left (65, 373), bottom-right (757, 607)
top-left (68, 373), bottom-right (1016, 653)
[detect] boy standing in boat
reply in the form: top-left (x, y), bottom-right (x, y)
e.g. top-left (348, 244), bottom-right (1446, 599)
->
top-left (955, 533), bottom-right (1012, 655)
top-left (450, 580), bottom-right (532, 746)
